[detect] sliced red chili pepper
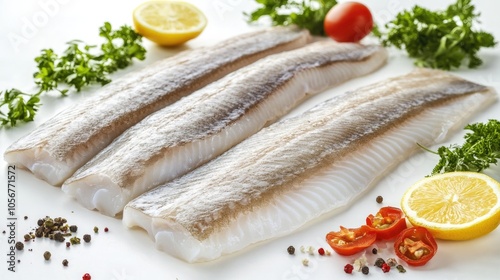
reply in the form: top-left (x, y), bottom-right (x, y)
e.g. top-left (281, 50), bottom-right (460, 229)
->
top-left (394, 226), bottom-right (437, 266)
top-left (366, 206), bottom-right (407, 240)
top-left (326, 225), bottom-right (376, 256)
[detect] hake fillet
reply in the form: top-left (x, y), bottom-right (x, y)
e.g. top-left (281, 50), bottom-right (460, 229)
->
top-left (62, 41), bottom-right (388, 216)
top-left (123, 68), bottom-right (497, 263)
top-left (3, 27), bottom-right (310, 186)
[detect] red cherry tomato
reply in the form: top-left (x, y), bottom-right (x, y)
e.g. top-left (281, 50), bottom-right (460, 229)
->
top-left (394, 227), bottom-right (438, 266)
top-left (324, 2), bottom-right (373, 42)
top-left (326, 225), bottom-right (377, 256)
top-left (366, 206), bottom-right (408, 240)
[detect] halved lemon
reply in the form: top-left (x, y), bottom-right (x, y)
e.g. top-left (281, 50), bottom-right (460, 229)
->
top-left (401, 172), bottom-right (500, 240)
top-left (133, 0), bottom-right (207, 46)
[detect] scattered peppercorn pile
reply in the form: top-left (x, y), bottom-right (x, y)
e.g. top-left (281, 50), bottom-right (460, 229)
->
top-left (11, 215), bottom-right (109, 271)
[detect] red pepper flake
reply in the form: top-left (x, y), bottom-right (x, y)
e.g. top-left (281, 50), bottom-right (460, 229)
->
top-left (381, 263), bottom-right (391, 273)
top-left (318, 247), bottom-right (325, 256)
top-left (344, 264), bottom-right (354, 274)
top-left (82, 273), bottom-right (91, 280)
top-left (104, 227), bottom-right (109, 232)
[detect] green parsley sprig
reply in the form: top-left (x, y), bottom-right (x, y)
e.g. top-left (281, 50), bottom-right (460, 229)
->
top-left (33, 22), bottom-right (146, 95)
top-left (0, 89), bottom-right (41, 127)
top-left (373, 0), bottom-right (496, 70)
top-left (246, 0), bottom-right (337, 36)
top-left (420, 119), bottom-right (500, 175)
top-left (1, 22), bottom-right (146, 127)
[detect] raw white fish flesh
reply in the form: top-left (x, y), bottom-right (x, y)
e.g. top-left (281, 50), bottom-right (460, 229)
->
top-left (62, 41), bottom-right (388, 216)
top-left (123, 68), bottom-right (497, 262)
top-left (3, 26), bottom-right (311, 185)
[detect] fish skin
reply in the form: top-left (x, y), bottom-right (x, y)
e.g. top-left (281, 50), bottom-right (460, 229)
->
top-left (123, 68), bottom-right (497, 263)
top-left (61, 41), bottom-right (388, 217)
top-left (3, 27), bottom-right (311, 186)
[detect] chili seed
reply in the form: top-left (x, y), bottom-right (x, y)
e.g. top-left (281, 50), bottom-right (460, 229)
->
top-left (15, 241), bottom-right (24, 251)
top-left (287, 245), bottom-right (295, 255)
top-left (396, 264), bottom-right (406, 273)
top-left (43, 251), bottom-right (51, 261)
top-left (374, 258), bottom-right (385, 268)
top-left (361, 266), bottom-right (369, 275)
top-left (302, 259), bottom-right (309, 266)
top-left (344, 264), bottom-right (354, 274)
top-left (386, 258), bottom-right (397, 267)
top-left (318, 248), bottom-right (325, 256)
top-left (376, 195), bottom-right (383, 203)
top-left (62, 259), bottom-right (69, 267)
top-left (371, 247), bottom-right (378, 254)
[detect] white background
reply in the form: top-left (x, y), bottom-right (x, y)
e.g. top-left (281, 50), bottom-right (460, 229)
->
top-left (0, 0), bottom-right (499, 279)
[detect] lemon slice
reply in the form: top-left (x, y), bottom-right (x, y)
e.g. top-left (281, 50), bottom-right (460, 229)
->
top-left (401, 172), bottom-right (500, 240)
top-left (133, 0), bottom-right (207, 46)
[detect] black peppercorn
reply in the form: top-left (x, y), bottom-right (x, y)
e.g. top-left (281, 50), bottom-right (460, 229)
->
top-left (43, 251), bottom-right (51, 260)
top-left (83, 234), bottom-right (91, 243)
top-left (374, 258), bottom-right (385, 268)
top-left (15, 241), bottom-right (24, 251)
top-left (361, 266), bottom-right (369, 275)
top-left (376, 195), bottom-right (383, 203)
top-left (62, 259), bottom-right (69, 266)
top-left (69, 225), bottom-right (78, 233)
top-left (287, 245), bottom-right (295, 255)
top-left (371, 247), bottom-right (377, 254)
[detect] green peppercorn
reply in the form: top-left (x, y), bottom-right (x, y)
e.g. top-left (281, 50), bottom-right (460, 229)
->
top-left (374, 258), bottom-right (385, 268)
top-left (396, 264), bottom-right (406, 273)
top-left (83, 234), bottom-right (91, 243)
top-left (24, 234), bottom-right (32, 242)
top-left (70, 236), bottom-right (81, 245)
top-left (43, 251), bottom-right (51, 261)
top-left (376, 195), bottom-right (383, 203)
top-left (361, 266), bottom-right (369, 275)
top-left (15, 241), bottom-right (24, 251)
top-left (287, 246), bottom-right (295, 255)
top-left (93, 226), bottom-right (99, 233)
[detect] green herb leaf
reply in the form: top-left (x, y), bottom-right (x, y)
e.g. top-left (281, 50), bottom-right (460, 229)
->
top-left (2, 22), bottom-right (146, 128)
top-left (374, 0), bottom-right (496, 70)
top-left (0, 89), bottom-right (41, 127)
top-left (422, 119), bottom-right (500, 175)
top-left (246, 0), bottom-right (337, 35)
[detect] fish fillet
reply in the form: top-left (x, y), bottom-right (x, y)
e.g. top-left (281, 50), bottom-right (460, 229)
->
top-left (62, 41), bottom-right (388, 216)
top-left (3, 27), bottom-right (310, 186)
top-left (123, 68), bottom-right (497, 263)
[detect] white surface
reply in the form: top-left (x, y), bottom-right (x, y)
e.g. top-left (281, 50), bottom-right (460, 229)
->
top-left (0, 0), bottom-right (499, 279)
